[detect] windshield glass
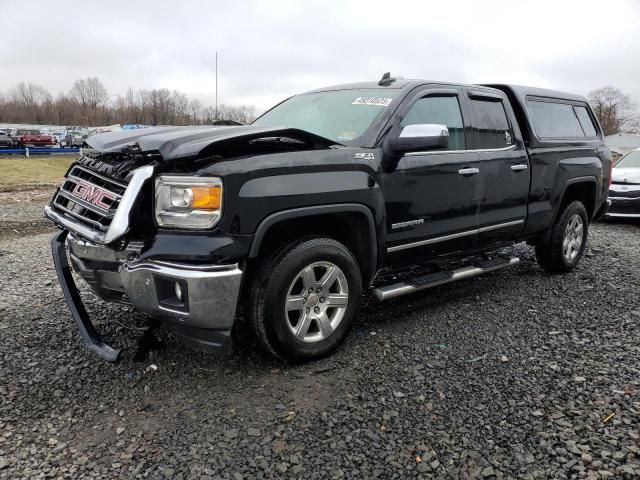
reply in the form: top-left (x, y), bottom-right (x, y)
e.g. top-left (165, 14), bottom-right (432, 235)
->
top-left (253, 88), bottom-right (400, 143)
top-left (616, 150), bottom-right (640, 168)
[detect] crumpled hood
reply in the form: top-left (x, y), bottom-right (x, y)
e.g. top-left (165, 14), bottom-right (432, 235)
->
top-left (85, 125), bottom-right (338, 160)
top-left (612, 167), bottom-right (640, 184)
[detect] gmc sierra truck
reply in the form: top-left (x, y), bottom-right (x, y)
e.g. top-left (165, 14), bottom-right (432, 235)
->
top-left (44, 74), bottom-right (612, 362)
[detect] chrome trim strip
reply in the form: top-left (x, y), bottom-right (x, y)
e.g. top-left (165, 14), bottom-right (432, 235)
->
top-left (387, 229), bottom-right (476, 252)
top-left (478, 219), bottom-right (524, 233)
top-left (405, 145), bottom-right (517, 157)
top-left (609, 197), bottom-right (640, 200)
top-left (104, 165), bottom-right (154, 244)
top-left (387, 219), bottom-right (525, 253)
top-left (125, 260), bottom-right (240, 274)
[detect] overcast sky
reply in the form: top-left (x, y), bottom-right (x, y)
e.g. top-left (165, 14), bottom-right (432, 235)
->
top-left (0, 0), bottom-right (638, 113)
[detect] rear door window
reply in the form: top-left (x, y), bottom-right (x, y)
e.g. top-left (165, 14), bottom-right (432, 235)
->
top-left (527, 100), bottom-right (586, 138)
top-left (574, 106), bottom-right (597, 137)
top-left (470, 98), bottom-right (513, 149)
top-left (401, 95), bottom-right (466, 150)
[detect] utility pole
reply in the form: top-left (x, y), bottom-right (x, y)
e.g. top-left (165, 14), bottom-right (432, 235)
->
top-left (215, 51), bottom-right (218, 120)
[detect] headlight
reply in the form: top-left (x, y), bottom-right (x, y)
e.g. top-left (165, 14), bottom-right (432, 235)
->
top-left (155, 176), bottom-right (223, 229)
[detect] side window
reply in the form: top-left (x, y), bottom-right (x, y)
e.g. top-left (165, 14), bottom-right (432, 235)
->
top-left (401, 95), bottom-right (465, 150)
top-left (470, 98), bottom-right (513, 149)
top-left (526, 100), bottom-right (585, 138)
top-left (574, 106), bottom-right (597, 137)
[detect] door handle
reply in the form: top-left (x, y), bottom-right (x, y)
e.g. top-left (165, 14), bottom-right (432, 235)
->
top-left (510, 164), bottom-right (528, 171)
top-left (458, 168), bottom-right (479, 176)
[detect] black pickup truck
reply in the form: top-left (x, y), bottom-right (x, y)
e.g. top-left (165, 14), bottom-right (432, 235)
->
top-left (44, 75), bottom-right (612, 362)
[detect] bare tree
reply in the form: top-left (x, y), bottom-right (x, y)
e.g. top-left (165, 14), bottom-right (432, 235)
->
top-left (9, 82), bottom-right (52, 122)
top-left (69, 77), bottom-right (109, 124)
top-left (223, 104), bottom-right (255, 124)
top-left (172, 90), bottom-right (189, 125)
top-left (0, 80), bottom-right (256, 128)
top-left (189, 99), bottom-right (202, 124)
top-left (588, 86), bottom-right (638, 136)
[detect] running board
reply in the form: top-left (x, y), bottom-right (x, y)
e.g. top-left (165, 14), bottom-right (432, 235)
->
top-left (373, 257), bottom-right (520, 301)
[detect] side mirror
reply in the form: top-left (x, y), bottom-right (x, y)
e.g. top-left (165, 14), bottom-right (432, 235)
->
top-left (383, 124), bottom-right (449, 157)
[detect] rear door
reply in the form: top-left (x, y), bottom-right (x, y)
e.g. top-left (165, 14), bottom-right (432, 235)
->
top-left (382, 87), bottom-right (482, 258)
top-left (466, 90), bottom-right (530, 247)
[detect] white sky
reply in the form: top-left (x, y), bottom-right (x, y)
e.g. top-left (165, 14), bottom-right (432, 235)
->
top-left (0, 0), bottom-right (638, 113)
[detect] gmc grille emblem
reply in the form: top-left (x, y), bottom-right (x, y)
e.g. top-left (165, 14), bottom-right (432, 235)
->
top-left (71, 180), bottom-right (117, 210)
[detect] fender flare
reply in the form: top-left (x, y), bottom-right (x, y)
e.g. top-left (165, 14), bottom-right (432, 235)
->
top-left (248, 203), bottom-right (378, 280)
top-left (552, 176), bottom-right (598, 224)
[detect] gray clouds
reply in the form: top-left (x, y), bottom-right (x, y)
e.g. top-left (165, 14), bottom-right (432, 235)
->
top-left (0, 0), bottom-right (638, 112)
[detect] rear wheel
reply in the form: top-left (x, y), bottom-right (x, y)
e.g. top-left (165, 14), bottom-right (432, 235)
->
top-left (535, 200), bottom-right (588, 273)
top-left (247, 237), bottom-right (362, 362)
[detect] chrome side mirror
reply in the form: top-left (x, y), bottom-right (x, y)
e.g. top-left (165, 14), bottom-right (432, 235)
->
top-left (384, 124), bottom-right (449, 157)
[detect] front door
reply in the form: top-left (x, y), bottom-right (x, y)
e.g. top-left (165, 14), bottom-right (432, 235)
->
top-left (382, 89), bottom-right (481, 258)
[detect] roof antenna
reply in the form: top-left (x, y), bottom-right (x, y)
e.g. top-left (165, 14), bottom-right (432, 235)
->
top-left (378, 72), bottom-right (396, 86)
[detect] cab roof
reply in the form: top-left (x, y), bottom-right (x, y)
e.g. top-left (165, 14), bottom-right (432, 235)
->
top-left (305, 79), bottom-right (588, 104)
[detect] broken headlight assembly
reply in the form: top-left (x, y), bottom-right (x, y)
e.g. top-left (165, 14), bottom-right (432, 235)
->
top-left (154, 176), bottom-right (223, 229)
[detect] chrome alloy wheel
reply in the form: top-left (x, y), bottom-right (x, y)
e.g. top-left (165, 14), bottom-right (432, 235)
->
top-left (284, 261), bottom-right (349, 343)
top-left (563, 214), bottom-right (584, 262)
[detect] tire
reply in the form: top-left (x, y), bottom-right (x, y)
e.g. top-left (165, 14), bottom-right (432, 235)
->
top-left (535, 200), bottom-right (588, 273)
top-left (247, 237), bottom-right (362, 362)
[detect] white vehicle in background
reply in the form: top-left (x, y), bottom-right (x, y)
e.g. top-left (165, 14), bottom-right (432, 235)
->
top-left (51, 131), bottom-right (65, 145)
top-left (61, 129), bottom-right (85, 148)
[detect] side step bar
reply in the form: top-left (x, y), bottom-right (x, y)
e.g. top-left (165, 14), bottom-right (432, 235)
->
top-left (373, 257), bottom-right (520, 301)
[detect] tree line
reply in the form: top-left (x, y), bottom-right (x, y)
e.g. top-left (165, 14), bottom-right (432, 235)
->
top-left (0, 77), bottom-right (257, 127)
top-left (0, 77), bottom-right (637, 135)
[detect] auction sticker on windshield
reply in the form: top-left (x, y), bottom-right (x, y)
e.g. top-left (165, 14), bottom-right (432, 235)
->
top-left (352, 97), bottom-right (393, 106)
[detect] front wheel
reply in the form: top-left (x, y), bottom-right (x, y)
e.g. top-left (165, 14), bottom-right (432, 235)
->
top-left (247, 237), bottom-right (362, 362)
top-left (535, 200), bottom-right (588, 273)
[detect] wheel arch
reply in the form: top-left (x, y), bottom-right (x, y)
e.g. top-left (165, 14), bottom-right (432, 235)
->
top-left (248, 204), bottom-right (379, 285)
top-left (553, 176), bottom-right (598, 223)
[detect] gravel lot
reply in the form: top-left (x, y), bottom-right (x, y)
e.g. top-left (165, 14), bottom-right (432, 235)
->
top-left (1, 189), bottom-right (639, 479)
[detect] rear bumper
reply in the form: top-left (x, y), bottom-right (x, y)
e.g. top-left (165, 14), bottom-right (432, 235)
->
top-left (54, 230), bottom-right (243, 359)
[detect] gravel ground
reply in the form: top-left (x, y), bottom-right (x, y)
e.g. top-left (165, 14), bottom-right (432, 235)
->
top-left (0, 186), bottom-right (57, 239)
top-left (1, 191), bottom-right (639, 479)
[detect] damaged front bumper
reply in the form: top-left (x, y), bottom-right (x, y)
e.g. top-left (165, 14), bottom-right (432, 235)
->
top-left (51, 230), bottom-right (243, 361)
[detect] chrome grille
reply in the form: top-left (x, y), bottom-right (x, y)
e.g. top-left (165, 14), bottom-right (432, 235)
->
top-left (51, 165), bottom-right (128, 233)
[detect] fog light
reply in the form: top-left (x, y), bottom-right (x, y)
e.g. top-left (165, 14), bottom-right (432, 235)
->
top-left (175, 282), bottom-right (183, 301)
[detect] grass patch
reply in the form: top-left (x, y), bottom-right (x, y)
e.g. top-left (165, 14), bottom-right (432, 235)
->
top-left (0, 156), bottom-right (78, 187)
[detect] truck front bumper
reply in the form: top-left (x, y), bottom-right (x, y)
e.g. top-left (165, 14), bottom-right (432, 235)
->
top-left (52, 230), bottom-right (243, 360)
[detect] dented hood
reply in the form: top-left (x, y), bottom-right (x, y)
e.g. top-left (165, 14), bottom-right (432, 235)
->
top-left (85, 125), bottom-right (339, 160)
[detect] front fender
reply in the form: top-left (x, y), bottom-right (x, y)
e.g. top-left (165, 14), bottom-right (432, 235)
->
top-left (248, 203), bottom-right (382, 283)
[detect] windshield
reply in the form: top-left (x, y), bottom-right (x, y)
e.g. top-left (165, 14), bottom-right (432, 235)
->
top-left (616, 150), bottom-right (640, 168)
top-left (253, 88), bottom-right (400, 143)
